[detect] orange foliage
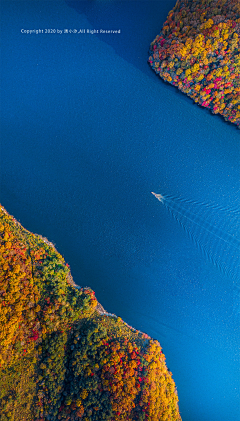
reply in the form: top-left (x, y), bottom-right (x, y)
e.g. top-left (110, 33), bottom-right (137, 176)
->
top-left (0, 205), bottom-right (181, 420)
top-left (149, 0), bottom-right (240, 128)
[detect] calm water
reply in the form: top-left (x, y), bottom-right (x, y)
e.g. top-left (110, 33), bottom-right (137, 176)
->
top-left (1, 1), bottom-right (240, 420)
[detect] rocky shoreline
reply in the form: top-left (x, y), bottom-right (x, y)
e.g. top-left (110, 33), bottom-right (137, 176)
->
top-left (67, 274), bottom-right (151, 340)
top-left (1, 205), bottom-right (151, 343)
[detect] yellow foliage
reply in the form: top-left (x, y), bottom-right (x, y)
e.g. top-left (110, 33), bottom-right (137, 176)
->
top-left (176, 68), bottom-right (183, 75)
top-left (80, 389), bottom-right (88, 400)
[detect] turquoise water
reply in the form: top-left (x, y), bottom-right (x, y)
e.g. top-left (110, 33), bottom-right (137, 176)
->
top-left (1, 1), bottom-right (240, 420)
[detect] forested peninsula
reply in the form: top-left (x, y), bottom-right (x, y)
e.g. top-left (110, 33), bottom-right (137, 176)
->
top-left (149, 0), bottom-right (240, 128)
top-left (0, 205), bottom-right (181, 421)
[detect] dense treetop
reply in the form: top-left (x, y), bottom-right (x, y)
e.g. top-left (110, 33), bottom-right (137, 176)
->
top-left (149, 0), bottom-right (240, 128)
top-left (0, 205), bottom-right (181, 421)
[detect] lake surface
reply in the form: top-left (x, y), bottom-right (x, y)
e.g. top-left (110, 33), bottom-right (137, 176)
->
top-left (1, 1), bottom-right (240, 420)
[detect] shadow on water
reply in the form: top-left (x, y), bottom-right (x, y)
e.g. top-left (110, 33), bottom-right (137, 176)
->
top-left (65, 0), bottom-right (176, 77)
top-left (65, 0), bottom-right (240, 131)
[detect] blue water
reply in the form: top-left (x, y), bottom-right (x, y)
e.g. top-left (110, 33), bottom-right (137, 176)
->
top-left (1, 1), bottom-right (240, 420)
top-left (153, 193), bottom-right (240, 283)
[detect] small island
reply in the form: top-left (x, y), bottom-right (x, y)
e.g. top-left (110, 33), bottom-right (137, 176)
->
top-left (0, 205), bottom-right (181, 421)
top-left (148, 0), bottom-right (240, 128)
